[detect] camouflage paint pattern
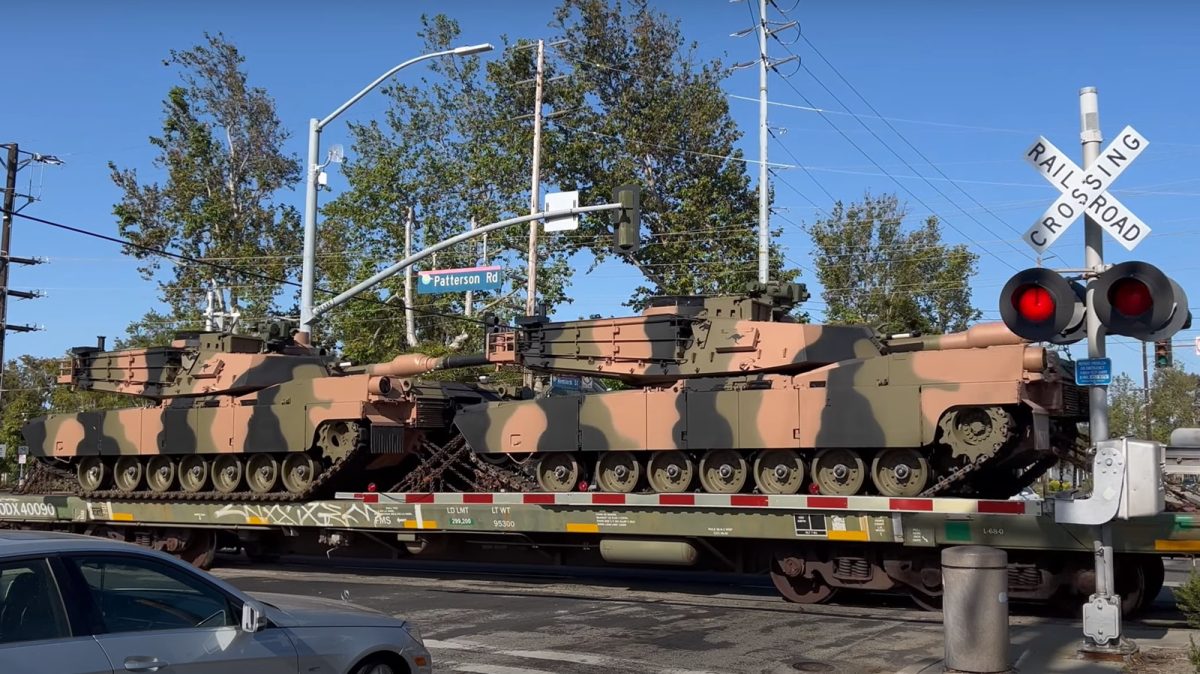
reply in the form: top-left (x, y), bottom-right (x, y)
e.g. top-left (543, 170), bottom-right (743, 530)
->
top-left (455, 282), bottom-right (1088, 494)
top-left (23, 324), bottom-right (488, 463)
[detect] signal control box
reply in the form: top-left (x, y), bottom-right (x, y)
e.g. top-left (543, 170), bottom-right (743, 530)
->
top-left (1053, 437), bottom-right (1164, 525)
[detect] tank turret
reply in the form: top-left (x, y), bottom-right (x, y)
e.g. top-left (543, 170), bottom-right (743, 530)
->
top-left (457, 283), bottom-right (1088, 499)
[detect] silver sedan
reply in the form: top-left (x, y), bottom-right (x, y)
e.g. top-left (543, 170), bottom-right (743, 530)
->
top-left (0, 530), bottom-right (431, 674)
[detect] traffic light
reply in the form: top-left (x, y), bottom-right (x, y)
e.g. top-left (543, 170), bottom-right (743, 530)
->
top-left (1092, 261), bottom-right (1191, 341)
top-left (998, 267), bottom-right (1086, 344)
top-left (611, 184), bottom-right (641, 254)
top-left (1000, 261), bottom-right (1191, 344)
top-left (1154, 339), bottom-right (1173, 369)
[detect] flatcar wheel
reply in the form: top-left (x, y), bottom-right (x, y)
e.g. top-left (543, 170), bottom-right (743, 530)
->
top-left (211, 455), bottom-right (244, 494)
top-left (753, 450), bottom-right (805, 494)
top-left (770, 557), bottom-right (837, 604)
top-left (870, 448), bottom-right (929, 497)
top-left (113, 457), bottom-right (144, 493)
top-left (536, 452), bottom-right (581, 492)
top-left (282, 453), bottom-right (319, 494)
top-left (647, 451), bottom-right (694, 493)
top-left (699, 449), bottom-right (748, 494)
top-left (146, 456), bottom-right (176, 493)
top-left (178, 456), bottom-right (209, 493)
top-left (77, 457), bottom-right (108, 493)
top-left (595, 452), bottom-right (642, 493)
top-left (910, 588), bottom-right (944, 612)
top-left (247, 454), bottom-right (280, 494)
top-left (811, 448), bottom-right (866, 496)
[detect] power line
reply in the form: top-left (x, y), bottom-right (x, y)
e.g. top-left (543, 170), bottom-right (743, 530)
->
top-left (794, 33), bottom-right (1060, 267)
top-left (13, 211), bottom-right (493, 329)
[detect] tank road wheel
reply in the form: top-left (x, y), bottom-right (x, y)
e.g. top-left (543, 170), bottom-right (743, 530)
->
top-left (811, 448), bottom-right (866, 496)
top-left (770, 556), bottom-right (837, 604)
top-left (647, 451), bottom-right (694, 493)
top-left (870, 448), bottom-right (930, 497)
top-left (178, 456), bottom-right (209, 494)
top-left (536, 452), bottom-right (581, 492)
top-left (211, 456), bottom-right (244, 494)
top-left (282, 454), bottom-right (319, 495)
top-left (939, 406), bottom-right (1015, 462)
top-left (699, 449), bottom-right (748, 494)
top-left (753, 450), bottom-right (805, 494)
top-left (77, 457), bottom-right (108, 493)
top-left (595, 452), bottom-right (642, 493)
top-left (247, 454), bottom-right (280, 494)
top-left (113, 457), bottom-right (144, 493)
top-left (145, 456), bottom-right (176, 493)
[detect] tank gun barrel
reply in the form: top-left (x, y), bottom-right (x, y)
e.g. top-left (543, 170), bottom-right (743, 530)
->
top-left (885, 322), bottom-right (1025, 353)
top-left (365, 353), bottom-right (490, 378)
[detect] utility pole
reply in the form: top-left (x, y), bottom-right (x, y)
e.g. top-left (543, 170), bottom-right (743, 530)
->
top-left (404, 207), bottom-right (417, 347)
top-left (0, 144), bottom-right (19, 392)
top-left (465, 217), bottom-right (476, 318)
top-left (525, 39), bottom-right (546, 317)
top-left (733, 3), bottom-right (796, 283)
top-left (756, 0), bottom-right (770, 284)
top-left (1143, 341), bottom-right (1152, 438)
top-left (0, 143), bottom-right (51, 398)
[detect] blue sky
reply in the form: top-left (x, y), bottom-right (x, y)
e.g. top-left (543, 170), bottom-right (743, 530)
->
top-left (2, 0), bottom-right (1198, 383)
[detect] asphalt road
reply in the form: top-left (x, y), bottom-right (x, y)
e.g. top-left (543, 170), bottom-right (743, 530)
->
top-left (213, 558), bottom-right (1191, 674)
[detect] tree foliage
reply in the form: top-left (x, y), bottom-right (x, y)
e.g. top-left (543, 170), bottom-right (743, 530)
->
top-left (321, 3), bottom-right (801, 364)
top-left (320, 15), bottom-right (560, 364)
top-left (1109, 366), bottom-right (1198, 444)
top-left (547, 0), bottom-right (797, 308)
top-left (808, 193), bottom-right (980, 334)
top-left (109, 32), bottom-right (300, 338)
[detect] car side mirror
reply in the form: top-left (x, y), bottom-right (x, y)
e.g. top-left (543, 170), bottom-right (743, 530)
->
top-left (241, 601), bottom-right (268, 633)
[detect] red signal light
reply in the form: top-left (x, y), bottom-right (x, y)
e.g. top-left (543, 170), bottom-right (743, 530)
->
top-left (1108, 278), bottom-right (1152, 317)
top-left (1013, 285), bottom-right (1055, 323)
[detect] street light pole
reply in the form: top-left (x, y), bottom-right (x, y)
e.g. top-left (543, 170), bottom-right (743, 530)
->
top-left (297, 43), bottom-right (494, 345)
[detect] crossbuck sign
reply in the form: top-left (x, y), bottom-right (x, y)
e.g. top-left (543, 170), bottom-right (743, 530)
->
top-left (1023, 126), bottom-right (1151, 254)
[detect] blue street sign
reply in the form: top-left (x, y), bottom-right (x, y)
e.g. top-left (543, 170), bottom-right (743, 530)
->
top-left (418, 265), bottom-right (503, 295)
top-left (1075, 357), bottom-right (1113, 387)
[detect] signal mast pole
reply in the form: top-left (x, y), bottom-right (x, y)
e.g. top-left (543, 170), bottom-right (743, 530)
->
top-left (1079, 87), bottom-right (1127, 655)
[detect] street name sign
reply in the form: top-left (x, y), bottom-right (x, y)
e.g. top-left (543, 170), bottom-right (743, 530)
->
top-left (418, 265), bottom-right (504, 295)
top-left (1075, 357), bottom-right (1113, 387)
top-left (1023, 125), bottom-right (1151, 254)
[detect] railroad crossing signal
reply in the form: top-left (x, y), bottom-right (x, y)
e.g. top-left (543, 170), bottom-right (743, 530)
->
top-left (1023, 126), bottom-right (1151, 254)
top-left (999, 261), bottom-right (1190, 343)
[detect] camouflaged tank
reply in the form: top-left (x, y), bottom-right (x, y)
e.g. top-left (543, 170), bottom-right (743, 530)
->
top-left (454, 283), bottom-right (1088, 498)
top-left (22, 321), bottom-right (497, 499)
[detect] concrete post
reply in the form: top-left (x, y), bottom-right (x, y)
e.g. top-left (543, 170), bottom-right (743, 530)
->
top-left (942, 546), bottom-right (1009, 673)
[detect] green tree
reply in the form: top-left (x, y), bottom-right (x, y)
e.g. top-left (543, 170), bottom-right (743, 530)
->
top-left (320, 15), bottom-right (563, 363)
top-left (808, 193), bottom-right (980, 334)
top-left (109, 32), bottom-right (300, 339)
top-left (1109, 365), bottom-right (1198, 444)
top-left (547, 0), bottom-right (797, 308)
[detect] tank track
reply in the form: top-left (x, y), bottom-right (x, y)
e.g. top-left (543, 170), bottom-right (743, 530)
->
top-left (20, 436), bottom-right (366, 503)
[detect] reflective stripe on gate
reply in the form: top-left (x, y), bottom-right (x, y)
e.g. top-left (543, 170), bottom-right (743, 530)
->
top-left (340, 491), bottom-right (1037, 515)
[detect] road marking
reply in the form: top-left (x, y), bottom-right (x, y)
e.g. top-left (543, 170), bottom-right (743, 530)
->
top-left (453, 664), bottom-right (559, 674)
top-left (426, 638), bottom-right (720, 674)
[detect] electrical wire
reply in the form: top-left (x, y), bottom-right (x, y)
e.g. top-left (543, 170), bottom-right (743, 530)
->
top-left (12, 211), bottom-right (496, 328)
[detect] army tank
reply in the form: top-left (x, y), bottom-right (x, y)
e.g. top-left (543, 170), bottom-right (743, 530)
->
top-left (20, 320), bottom-right (504, 500)
top-left (453, 282), bottom-right (1089, 498)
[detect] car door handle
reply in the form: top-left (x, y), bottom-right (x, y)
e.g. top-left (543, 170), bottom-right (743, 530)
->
top-left (124, 656), bottom-right (168, 672)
